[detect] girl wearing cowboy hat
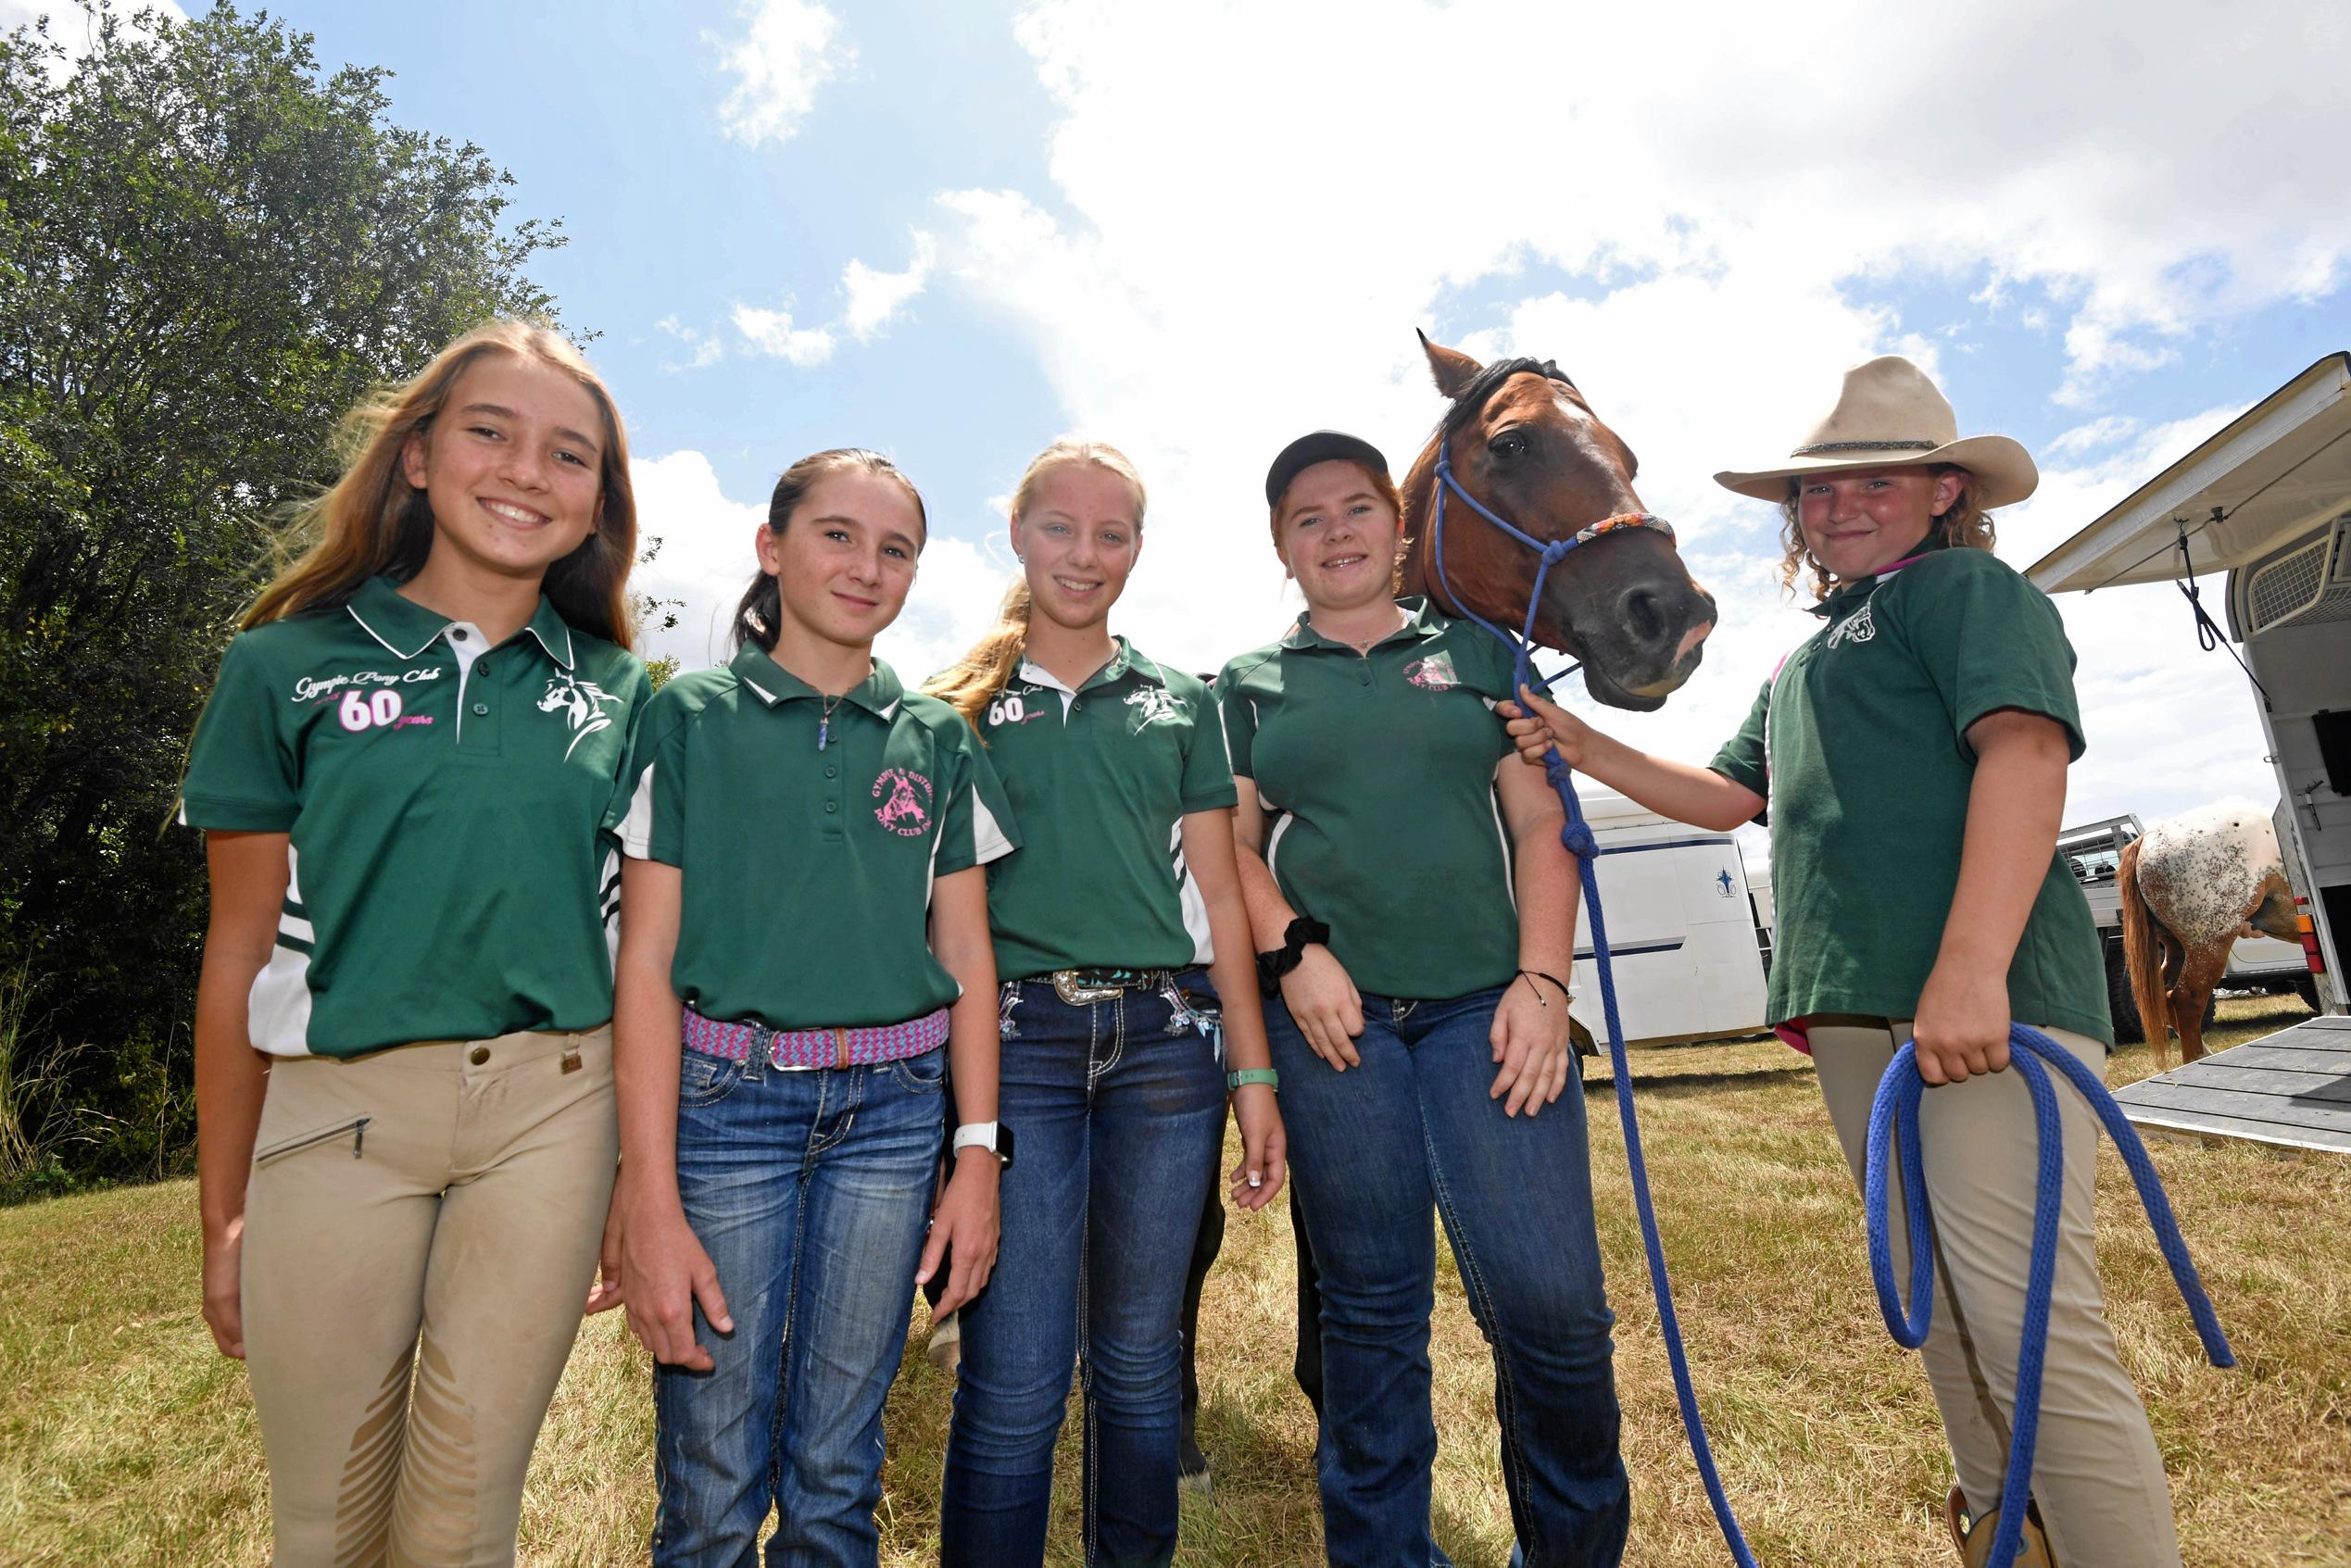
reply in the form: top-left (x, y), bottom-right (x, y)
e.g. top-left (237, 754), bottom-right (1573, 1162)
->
top-left (1504, 358), bottom-right (2179, 1567)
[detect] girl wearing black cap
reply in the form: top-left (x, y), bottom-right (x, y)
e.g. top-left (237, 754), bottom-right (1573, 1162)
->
top-left (1216, 434), bottom-right (1628, 1567)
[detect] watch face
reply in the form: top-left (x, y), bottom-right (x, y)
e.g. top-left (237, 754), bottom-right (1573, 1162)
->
top-left (996, 1123), bottom-right (1015, 1170)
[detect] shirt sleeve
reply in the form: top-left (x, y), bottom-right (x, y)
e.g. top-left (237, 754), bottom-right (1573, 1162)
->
top-left (1213, 659), bottom-right (1259, 781)
top-left (1888, 552), bottom-right (2087, 759)
top-left (617, 685), bottom-right (691, 865)
top-left (1176, 676), bottom-right (1239, 813)
top-left (1459, 630), bottom-right (1518, 763)
top-left (178, 633), bottom-right (300, 832)
top-left (934, 722), bottom-right (1020, 876)
top-left (599, 658), bottom-right (658, 835)
top-left (1707, 674), bottom-right (1773, 807)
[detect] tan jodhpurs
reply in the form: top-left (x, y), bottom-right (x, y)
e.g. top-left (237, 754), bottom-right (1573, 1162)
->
top-left (1807, 1020), bottom-right (2181, 1568)
top-left (241, 1026), bottom-right (618, 1568)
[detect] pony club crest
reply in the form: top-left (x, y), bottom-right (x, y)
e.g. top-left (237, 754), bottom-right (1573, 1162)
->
top-left (872, 768), bottom-right (934, 836)
top-left (1824, 603), bottom-right (1877, 649)
top-left (539, 675), bottom-right (620, 759)
top-left (1402, 652), bottom-right (1460, 691)
top-left (1124, 684), bottom-right (1186, 732)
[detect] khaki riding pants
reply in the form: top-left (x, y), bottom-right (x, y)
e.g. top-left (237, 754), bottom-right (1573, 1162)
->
top-left (1807, 1020), bottom-right (2180, 1568)
top-left (242, 1026), bottom-right (619, 1568)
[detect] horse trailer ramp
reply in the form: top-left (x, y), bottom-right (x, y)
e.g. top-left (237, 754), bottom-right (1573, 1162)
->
top-left (2113, 1014), bottom-right (2351, 1156)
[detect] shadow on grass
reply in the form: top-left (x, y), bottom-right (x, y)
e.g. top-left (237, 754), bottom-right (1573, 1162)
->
top-left (1583, 1062), bottom-right (1815, 1099)
top-left (1195, 1389), bottom-right (1316, 1494)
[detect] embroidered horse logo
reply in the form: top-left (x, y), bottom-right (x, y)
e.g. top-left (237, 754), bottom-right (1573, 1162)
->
top-left (538, 676), bottom-right (619, 759)
top-left (1402, 653), bottom-right (1460, 691)
top-left (872, 768), bottom-right (934, 836)
top-left (1825, 603), bottom-right (1877, 649)
top-left (1125, 684), bottom-right (1185, 733)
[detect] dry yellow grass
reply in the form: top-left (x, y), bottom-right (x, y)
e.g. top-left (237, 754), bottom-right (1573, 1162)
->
top-left (3, 995), bottom-right (2346, 1565)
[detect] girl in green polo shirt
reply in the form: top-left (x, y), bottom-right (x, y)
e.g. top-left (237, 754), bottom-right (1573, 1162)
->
top-left (1504, 358), bottom-right (2179, 1566)
top-left (1221, 431), bottom-right (1629, 1566)
top-left (924, 439), bottom-right (1284, 1567)
top-left (610, 447), bottom-right (1015, 1567)
top-left (180, 320), bottom-right (649, 1565)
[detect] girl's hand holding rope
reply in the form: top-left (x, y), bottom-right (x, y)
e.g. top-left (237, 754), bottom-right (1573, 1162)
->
top-left (1910, 964), bottom-right (2015, 1085)
top-left (1498, 688), bottom-right (1587, 770)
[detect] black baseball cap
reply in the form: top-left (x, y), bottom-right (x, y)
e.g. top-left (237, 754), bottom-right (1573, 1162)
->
top-left (1264, 430), bottom-right (1390, 508)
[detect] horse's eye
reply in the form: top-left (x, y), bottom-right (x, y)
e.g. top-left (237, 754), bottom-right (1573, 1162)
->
top-left (1490, 431), bottom-right (1528, 461)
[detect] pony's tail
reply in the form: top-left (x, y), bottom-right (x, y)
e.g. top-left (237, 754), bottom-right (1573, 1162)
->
top-left (924, 579), bottom-right (1032, 736)
top-left (2119, 836), bottom-right (2174, 1062)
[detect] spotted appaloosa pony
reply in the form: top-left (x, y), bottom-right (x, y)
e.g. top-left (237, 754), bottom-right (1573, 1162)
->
top-left (1399, 334), bottom-right (1716, 709)
top-left (2119, 802), bottom-right (2301, 1066)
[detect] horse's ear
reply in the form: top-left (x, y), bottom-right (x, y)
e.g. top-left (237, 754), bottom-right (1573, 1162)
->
top-left (1418, 330), bottom-right (1483, 400)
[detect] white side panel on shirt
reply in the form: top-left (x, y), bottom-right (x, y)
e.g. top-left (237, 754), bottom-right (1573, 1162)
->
top-left (246, 845), bottom-right (317, 1057)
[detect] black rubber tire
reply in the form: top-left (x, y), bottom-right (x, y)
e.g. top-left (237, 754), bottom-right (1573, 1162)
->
top-left (2106, 942), bottom-right (2144, 1045)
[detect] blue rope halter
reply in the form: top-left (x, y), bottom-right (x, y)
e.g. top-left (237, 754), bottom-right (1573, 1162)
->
top-left (1431, 440), bottom-right (2233, 1568)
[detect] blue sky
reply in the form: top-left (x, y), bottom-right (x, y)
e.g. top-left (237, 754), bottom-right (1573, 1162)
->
top-left (27, 0), bottom-right (2351, 836)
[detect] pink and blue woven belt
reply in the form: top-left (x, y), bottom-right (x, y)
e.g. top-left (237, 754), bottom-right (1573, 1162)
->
top-left (682, 1002), bottom-right (949, 1071)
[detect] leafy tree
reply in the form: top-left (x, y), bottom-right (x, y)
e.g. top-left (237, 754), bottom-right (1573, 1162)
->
top-left (0, 3), bottom-right (565, 1182)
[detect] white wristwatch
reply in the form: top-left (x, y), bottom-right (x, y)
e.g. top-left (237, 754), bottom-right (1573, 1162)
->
top-left (952, 1121), bottom-right (1013, 1170)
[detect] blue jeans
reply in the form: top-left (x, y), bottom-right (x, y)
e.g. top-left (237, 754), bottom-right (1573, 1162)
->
top-left (940, 972), bottom-right (1227, 1567)
top-left (1268, 986), bottom-right (1629, 1568)
top-left (652, 1044), bottom-right (948, 1568)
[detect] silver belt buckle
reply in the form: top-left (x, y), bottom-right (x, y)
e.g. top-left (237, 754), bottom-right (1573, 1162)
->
top-left (1051, 970), bottom-right (1125, 1006)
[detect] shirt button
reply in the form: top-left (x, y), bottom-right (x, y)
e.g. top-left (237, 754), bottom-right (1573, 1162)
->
top-left (824, 800), bottom-right (838, 814)
top-left (472, 702), bottom-right (490, 716)
top-left (468, 1046), bottom-right (490, 1065)
top-left (824, 766), bottom-right (837, 779)
top-left (477, 659), bottom-right (491, 675)
top-left (450, 628), bottom-right (468, 642)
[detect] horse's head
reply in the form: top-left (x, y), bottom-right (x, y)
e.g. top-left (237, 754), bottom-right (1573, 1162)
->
top-left (538, 680), bottom-right (572, 713)
top-left (1400, 334), bottom-right (1716, 711)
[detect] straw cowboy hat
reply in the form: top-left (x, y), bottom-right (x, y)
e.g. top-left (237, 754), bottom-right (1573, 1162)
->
top-left (1714, 356), bottom-right (2039, 508)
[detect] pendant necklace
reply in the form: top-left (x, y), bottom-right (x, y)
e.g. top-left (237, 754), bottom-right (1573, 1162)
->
top-left (817, 692), bottom-right (845, 751)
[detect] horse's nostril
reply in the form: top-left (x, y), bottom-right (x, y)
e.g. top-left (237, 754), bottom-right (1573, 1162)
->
top-left (1621, 588), bottom-right (1666, 647)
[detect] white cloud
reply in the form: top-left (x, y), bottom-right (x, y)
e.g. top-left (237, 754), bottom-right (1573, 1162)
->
top-left (731, 302), bottom-right (835, 366)
top-left (705, 0), bottom-right (849, 148)
top-left (878, 0), bottom-right (2341, 826)
top-left (842, 232), bottom-right (937, 342)
top-left (2045, 415), bottom-right (2140, 457)
top-left (655, 315), bottom-right (725, 371)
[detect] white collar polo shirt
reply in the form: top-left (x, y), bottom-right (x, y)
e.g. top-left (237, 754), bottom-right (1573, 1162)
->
top-left (177, 575), bottom-right (650, 1058)
top-left (973, 637), bottom-right (1237, 983)
top-left (618, 646), bottom-right (1019, 1031)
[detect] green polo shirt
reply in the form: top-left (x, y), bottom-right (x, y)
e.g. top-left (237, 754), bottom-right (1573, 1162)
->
top-left (176, 575), bottom-right (649, 1059)
top-left (970, 638), bottom-right (1237, 982)
top-left (1218, 598), bottom-right (1521, 1000)
top-left (620, 646), bottom-right (1018, 1029)
top-left (1709, 541), bottom-right (2111, 1043)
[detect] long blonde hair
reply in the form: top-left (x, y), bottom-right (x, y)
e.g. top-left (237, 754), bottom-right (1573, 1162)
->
top-left (926, 440), bottom-right (1147, 732)
top-left (1777, 463), bottom-right (1996, 600)
top-left (245, 320), bottom-right (638, 646)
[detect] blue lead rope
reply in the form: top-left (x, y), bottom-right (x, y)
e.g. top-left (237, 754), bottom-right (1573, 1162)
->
top-left (1867, 1026), bottom-right (2235, 1568)
top-left (1431, 444), bottom-right (2232, 1568)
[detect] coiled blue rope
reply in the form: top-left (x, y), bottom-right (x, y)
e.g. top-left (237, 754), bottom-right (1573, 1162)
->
top-left (1867, 1025), bottom-right (2235, 1567)
top-left (1430, 451), bottom-right (2233, 1567)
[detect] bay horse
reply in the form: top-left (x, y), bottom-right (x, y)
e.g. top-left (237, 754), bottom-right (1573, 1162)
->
top-left (2119, 802), bottom-right (2301, 1066)
top-left (1399, 334), bottom-right (1716, 709)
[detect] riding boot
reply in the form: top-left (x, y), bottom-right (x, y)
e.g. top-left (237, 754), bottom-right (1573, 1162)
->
top-left (1947, 1484), bottom-right (2057, 1567)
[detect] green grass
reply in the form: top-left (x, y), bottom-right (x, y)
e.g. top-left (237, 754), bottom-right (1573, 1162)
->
top-left (5, 995), bottom-right (2347, 1564)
